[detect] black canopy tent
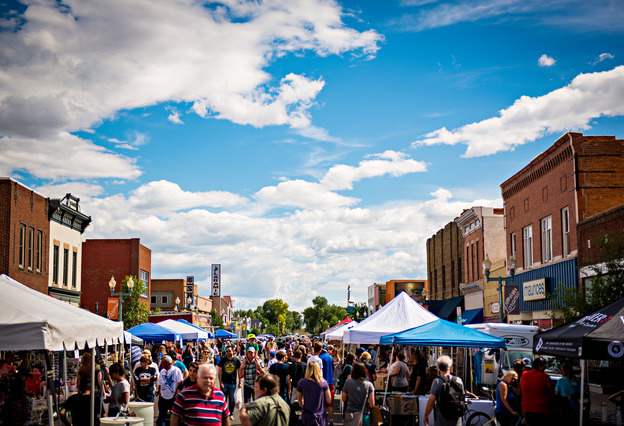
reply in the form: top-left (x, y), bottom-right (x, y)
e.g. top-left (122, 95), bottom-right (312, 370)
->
top-left (534, 296), bottom-right (624, 426)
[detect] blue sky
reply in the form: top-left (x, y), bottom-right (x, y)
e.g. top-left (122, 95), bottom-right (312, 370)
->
top-left (1, 0), bottom-right (623, 309)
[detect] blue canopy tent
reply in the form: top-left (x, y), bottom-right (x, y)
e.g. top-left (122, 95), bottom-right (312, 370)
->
top-left (215, 329), bottom-right (237, 339)
top-left (127, 323), bottom-right (180, 343)
top-left (380, 319), bottom-right (507, 348)
top-left (177, 319), bottom-right (214, 339)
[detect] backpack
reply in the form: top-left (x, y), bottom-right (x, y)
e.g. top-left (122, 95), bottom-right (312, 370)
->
top-left (437, 375), bottom-right (465, 420)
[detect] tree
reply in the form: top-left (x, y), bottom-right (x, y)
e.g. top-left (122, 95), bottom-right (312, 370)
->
top-left (121, 275), bottom-right (149, 330)
top-left (286, 311), bottom-right (303, 332)
top-left (210, 309), bottom-right (224, 328)
top-left (560, 236), bottom-right (624, 322)
top-left (303, 296), bottom-right (347, 335)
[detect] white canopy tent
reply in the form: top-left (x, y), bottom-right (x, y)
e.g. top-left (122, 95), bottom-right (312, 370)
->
top-left (325, 321), bottom-right (358, 341)
top-left (343, 292), bottom-right (438, 344)
top-left (157, 319), bottom-right (209, 340)
top-left (0, 274), bottom-right (123, 351)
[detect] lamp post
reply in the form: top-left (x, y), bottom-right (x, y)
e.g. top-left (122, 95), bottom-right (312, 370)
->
top-left (108, 275), bottom-right (134, 324)
top-left (483, 255), bottom-right (515, 323)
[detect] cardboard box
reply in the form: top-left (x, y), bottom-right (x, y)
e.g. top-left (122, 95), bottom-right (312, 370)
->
top-left (387, 394), bottom-right (418, 415)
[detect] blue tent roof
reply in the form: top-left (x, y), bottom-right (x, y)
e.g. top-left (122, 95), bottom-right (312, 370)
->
top-left (215, 329), bottom-right (237, 339)
top-left (127, 323), bottom-right (180, 343)
top-left (379, 319), bottom-right (506, 348)
top-left (462, 308), bottom-right (484, 325)
top-left (177, 319), bottom-right (214, 339)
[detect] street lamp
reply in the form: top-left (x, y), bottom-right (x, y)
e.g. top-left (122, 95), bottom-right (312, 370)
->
top-left (483, 255), bottom-right (516, 323)
top-left (175, 296), bottom-right (181, 311)
top-left (108, 275), bottom-right (134, 324)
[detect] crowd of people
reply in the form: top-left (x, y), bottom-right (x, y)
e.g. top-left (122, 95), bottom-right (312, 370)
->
top-left (50, 333), bottom-right (583, 426)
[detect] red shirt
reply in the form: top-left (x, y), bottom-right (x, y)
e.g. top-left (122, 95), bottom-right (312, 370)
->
top-left (171, 385), bottom-right (229, 425)
top-left (520, 368), bottom-right (552, 414)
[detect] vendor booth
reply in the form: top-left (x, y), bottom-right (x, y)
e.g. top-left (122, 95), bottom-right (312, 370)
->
top-left (157, 319), bottom-right (209, 340)
top-left (0, 274), bottom-right (124, 426)
top-left (176, 319), bottom-right (214, 338)
top-left (215, 328), bottom-right (237, 339)
top-left (535, 296), bottom-right (624, 426)
top-left (343, 292), bottom-right (438, 344)
top-left (325, 321), bottom-right (358, 342)
top-left (127, 322), bottom-right (180, 343)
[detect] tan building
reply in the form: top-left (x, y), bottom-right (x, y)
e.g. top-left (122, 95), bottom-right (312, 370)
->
top-left (455, 207), bottom-right (506, 322)
top-left (426, 221), bottom-right (463, 300)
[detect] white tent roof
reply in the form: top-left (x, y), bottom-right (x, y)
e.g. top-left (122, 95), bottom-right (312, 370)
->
top-left (157, 319), bottom-right (209, 340)
top-left (0, 274), bottom-right (124, 351)
top-left (343, 292), bottom-right (438, 344)
top-left (325, 321), bottom-right (358, 341)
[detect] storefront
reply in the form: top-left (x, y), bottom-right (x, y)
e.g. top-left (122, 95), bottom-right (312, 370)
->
top-left (505, 258), bottom-right (578, 328)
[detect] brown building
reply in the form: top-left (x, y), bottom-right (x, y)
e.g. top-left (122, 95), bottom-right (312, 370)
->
top-left (455, 207), bottom-right (506, 322)
top-left (385, 279), bottom-right (427, 304)
top-left (426, 221), bottom-right (463, 301)
top-left (81, 238), bottom-right (151, 318)
top-left (0, 178), bottom-right (50, 294)
top-left (501, 132), bottom-right (624, 326)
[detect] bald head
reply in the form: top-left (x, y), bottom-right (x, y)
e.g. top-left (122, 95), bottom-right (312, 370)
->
top-left (197, 363), bottom-right (217, 393)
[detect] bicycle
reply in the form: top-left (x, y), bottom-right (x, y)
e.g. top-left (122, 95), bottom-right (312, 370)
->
top-left (463, 389), bottom-right (496, 426)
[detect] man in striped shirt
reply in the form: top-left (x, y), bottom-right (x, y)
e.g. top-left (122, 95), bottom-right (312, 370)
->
top-left (171, 364), bottom-right (230, 426)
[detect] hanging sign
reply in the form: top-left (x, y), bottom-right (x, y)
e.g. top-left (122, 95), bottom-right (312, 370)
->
top-left (211, 264), bottom-right (221, 297)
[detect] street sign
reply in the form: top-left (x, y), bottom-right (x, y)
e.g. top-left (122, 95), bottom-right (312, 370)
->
top-left (211, 264), bottom-right (221, 297)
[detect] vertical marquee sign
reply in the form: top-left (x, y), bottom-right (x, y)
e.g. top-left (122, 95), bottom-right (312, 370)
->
top-left (211, 264), bottom-right (221, 297)
top-left (186, 276), bottom-right (195, 308)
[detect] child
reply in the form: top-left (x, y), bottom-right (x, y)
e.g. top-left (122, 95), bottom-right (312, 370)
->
top-left (108, 363), bottom-right (130, 417)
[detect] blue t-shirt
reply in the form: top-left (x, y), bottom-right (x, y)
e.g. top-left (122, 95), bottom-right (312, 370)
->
top-left (174, 360), bottom-right (187, 374)
top-left (319, 351), bottom-right (334, 385)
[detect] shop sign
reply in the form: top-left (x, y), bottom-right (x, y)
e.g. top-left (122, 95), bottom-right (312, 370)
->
top-left (186, 275), bottom-right (195, 307)
top-left (211, 264), bottom-right (221, 297)
top-left (523, 278), bottom-right (547, 301)
top-left (504, 284), bottom-right (520, 315)
top-left (491, 302), bottom-right (500, 314)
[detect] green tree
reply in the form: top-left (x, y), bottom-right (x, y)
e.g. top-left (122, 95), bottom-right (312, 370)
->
top-left (210, 309), bottom-right (224, 328)
top-left (286, 311), bottom-right (303, 332)
top-left (560, 236), bottom-right (624, 322)
top-left (121, 275), bottom-right (149, 330)
top-left (303, 296), bottom-right (347, 335)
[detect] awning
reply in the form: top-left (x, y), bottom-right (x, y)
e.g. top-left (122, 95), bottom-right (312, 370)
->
top-left (380, 319), bottom-right (506, 348)
top-left (462, 308), bottom-right (483, 325)
top-left (157, 319), bottom-right (208, 340)
top-left (426, 296), bottom-right (463, 320)
top-left (176, 319), bottom-right (213, 339)
top-left (127, 323), bottom-right (180, 343)
top-left (215, 329), bottom-right (237, 339)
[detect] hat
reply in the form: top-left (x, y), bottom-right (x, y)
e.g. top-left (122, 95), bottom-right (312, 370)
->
top-left (247, 334), bottom-right (256, 339)
top-left (246, 346), bottom-right (256, 353)
top-left (522, 357), bottom-right (532, 368)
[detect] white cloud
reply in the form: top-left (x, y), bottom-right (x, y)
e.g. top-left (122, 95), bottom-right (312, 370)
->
top-left (593, 52), bottom-right (615, 64)
top-left (167, 110), bottom-right (184, 125)
top-left (320, 150), bottom-right (427, 190)
top-left (0, 0), bottom-right (382, 179)
top-left (80, 178), bottom-right (498, 309)
top-left (35, 182), bottom-right (104, 200)
top-left (255, 180), bottom-right (359, 209)
top-left (107, 132), bottom-right (149, 151)
top-left (414, 66), bottom-right (624, 157)
top-left (538, 54), bottom-right (556, 67)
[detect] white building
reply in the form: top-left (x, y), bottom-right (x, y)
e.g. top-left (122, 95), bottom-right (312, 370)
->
top-left (48, 194), bottom-right (91, 305)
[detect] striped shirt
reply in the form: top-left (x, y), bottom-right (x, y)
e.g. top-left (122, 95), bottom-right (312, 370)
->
top-left (171, 385), bottom-right (230, 425)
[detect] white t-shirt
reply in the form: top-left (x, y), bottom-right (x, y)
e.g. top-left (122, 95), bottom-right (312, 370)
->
top-left (110, 379), bottom-right (130, 409)
top-left (159, 366), bottom-right (184, 400)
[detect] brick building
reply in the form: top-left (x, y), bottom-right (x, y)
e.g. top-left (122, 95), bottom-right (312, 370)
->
top-left (81, 238), bottom-right (151, 318)
top-left (455, 206), bottom-right (506, 322)
top-left (426, 221), bottom-right (463, 301)
top-left (501, 132), bottom-right (624, 326)
top-left (0, 178), bottom-right (50, 294)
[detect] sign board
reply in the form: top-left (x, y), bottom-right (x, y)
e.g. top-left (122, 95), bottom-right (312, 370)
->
top-left (186, 276), bottom-right (195, 308)
top-left (211, 264), bottom-right (221, 297)
top-left (523, 278), bottom-right (547, 301)
top-left (504, 285), bottom-right (520, 315)
top-left (107, 297), bottom-right (119, 320)
top-left (491, 302), bottom-right (500, 314)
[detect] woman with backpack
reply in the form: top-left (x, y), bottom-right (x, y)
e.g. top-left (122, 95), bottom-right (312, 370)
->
top-left (336, 353), bottom-right (356, 393)
top-left (341, 362), bottom-right (375, 426)
top-left (297, 361), bottom-right (332, 426)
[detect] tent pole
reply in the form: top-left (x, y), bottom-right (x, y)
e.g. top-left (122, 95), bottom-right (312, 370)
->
top-left (90, 346), bottom-right (95, 426)
top-left (382, 345), bottom-right (395, 407)
top-left (580, 359), bottom-right (585, 426)
top-left (63, 349), bottom-right (68, 398)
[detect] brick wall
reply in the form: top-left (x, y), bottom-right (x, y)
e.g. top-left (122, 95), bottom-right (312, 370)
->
top-left (577, 204), bottom-right (624, 267)
top-left (0, 179), bottom-right (50, 294)
top-left (426, 221), bottom-right (462, 300)
top-left (151, 278), bottom-right (185, 310)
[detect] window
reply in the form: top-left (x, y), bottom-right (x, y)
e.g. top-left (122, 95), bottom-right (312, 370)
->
top-left (52, 245), bottom-right (59, 284)
top-left (72, 251), bottom-right (78, 288)
top-left (18, 224), bottom-right (26, 269)
top-left (523, 225), bottom-right (533, 268)
top-left (139, 269), bottom-right (149, 296)
top-left (161, 295), bottom-right (168, 304)
top-left (476, 240), bottom-right (480, 280)
top-left (510, 233), bottom-right (517, 259)
top-left (561, 207), bottom-right (570, 256)
top-left (27, 227), bottom-right (34, 271)
top-left (62, 248), bottom-right (69, 285)
top-left (150, 296), bottom-right (156, 304)
top-left (36, 230), bottom-right (42, 273)
top-left (541, 216), bottom-right (553, 262)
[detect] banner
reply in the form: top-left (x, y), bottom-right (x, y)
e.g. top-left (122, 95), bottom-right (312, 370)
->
top-left (186, 276), bottom-right (195, 308)
top-left (504, 284), bottom-right (520, 315)
top-left (211, 264), bottom-right (221, 297)
top-left (107, 297), bottom-right (120, 320)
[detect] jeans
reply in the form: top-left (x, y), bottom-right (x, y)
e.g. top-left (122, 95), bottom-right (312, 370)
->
top-left (223, 383), bottom-right (237, 415)
top-left (244, 386), bottom-right (255, 404)
top-left (157, 397), bottom-right (175, 426)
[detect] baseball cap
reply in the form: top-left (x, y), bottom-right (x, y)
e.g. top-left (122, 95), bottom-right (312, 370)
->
top-left (247, 333), bottom-right (256, 339)
top-left (246, 346), bottom-right (256, 353)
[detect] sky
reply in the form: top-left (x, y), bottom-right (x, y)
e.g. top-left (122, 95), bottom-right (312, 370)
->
top-left (1, 0), bottom-right (623, 310)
